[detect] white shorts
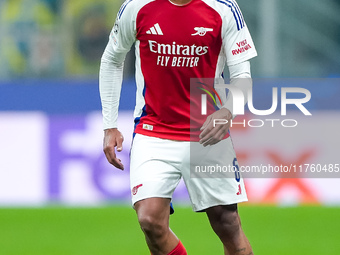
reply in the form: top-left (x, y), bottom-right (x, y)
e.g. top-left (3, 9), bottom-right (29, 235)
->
top-left (130, 134), bottom-right (247, 212)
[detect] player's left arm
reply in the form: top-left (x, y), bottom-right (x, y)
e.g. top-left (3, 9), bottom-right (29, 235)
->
top-left (199, 61), bottom-right (251, 147)
top-left (199, 2), bottom-right (256, 146)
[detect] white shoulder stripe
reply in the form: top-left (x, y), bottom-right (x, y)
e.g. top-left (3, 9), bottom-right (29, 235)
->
top-left (216, 0), bottom-right (245, 30)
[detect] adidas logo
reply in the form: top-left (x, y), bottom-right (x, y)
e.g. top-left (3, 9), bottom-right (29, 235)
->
top-left (146, 23), bottom-right (163, 35)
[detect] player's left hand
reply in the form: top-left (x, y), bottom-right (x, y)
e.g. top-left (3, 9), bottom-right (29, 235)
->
top-left (199, 108), bottom-right (232, 147)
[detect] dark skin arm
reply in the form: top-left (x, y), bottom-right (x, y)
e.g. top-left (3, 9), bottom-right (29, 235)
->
top-left (103, 128), bottom-right (124, 170)
top-left (199, 107), bottom-right (233, 147)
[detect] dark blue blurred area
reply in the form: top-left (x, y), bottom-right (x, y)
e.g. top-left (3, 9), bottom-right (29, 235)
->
top-left (0, 78), bottom-right (339, 113)
top-left (0, 78), bottom-right (136, 113)
top-left (250, 79), bottom-right (340, 112)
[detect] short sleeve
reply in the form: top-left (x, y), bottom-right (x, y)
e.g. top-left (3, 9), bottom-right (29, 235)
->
top-left (221, 0), bottom-right (257, 66)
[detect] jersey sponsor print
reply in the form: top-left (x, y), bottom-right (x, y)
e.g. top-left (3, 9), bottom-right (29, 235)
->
top-left (110, 0), bottom-right (257, 141)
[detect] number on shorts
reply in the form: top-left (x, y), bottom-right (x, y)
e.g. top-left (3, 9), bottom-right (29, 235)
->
top-left (233, 158), bottom-right (241, 182)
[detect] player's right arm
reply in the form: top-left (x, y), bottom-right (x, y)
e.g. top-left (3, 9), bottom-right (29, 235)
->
top-left (103, 128), bottom-right (124, 170)
top-left (99, 1), bottom-right (136, 169)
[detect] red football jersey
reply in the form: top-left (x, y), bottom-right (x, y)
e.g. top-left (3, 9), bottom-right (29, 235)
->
top-left (107, 0), bottom-right (257, 141)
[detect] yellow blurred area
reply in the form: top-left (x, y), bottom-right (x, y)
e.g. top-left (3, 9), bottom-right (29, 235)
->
top-left (63, 0), bottom-right (121, 74)
top-left (1, 0), bottom-right (54, 24)
top-left (0, 0), bottom-right (339, 79)
top-left (0, 0), bottom-right (121, 78)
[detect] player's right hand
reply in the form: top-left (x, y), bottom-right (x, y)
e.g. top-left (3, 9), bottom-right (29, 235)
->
top-left (103, 128), bottom-right (124, 170)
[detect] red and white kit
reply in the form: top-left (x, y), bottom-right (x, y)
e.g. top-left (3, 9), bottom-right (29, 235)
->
top-left (100, 0), bottom-right (257, 140)
top-left (100, 0), bottom-right (257, 210)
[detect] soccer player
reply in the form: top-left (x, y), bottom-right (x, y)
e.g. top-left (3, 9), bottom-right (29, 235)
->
top-left (99, 0), bottom-right (257, 254)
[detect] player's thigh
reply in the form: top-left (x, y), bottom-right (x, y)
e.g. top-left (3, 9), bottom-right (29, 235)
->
top-left (205, 203), bottom-right (239, 223)
top-left (130, 134), bottom-right (183, 205)
top-left (182, 137), bottom-right (247, 212)
top-left (135, 197), bottom-right (172, 226)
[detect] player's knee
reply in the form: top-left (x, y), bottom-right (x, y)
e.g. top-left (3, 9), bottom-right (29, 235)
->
top-left (213, 212), bottom-right (240, 238)
top-left (138, 214), bottom-right (168, 239)
top-left (207, 206), bottom-right (241, 238)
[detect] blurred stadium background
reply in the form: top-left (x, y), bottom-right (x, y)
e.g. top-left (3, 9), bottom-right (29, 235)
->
top-left (0, 0), bottom-right (340, 254)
